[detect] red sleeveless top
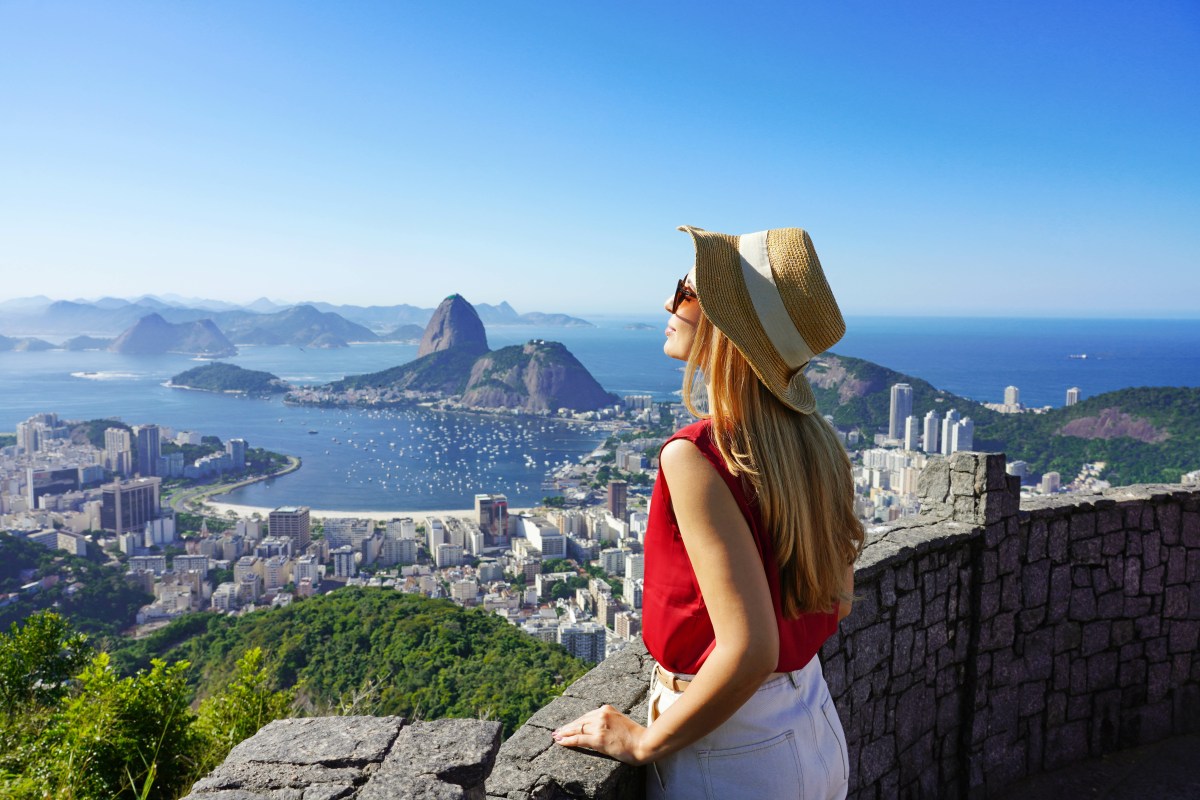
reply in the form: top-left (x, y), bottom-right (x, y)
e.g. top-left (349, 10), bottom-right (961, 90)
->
top-left (642, 419), bottom-right (838, 675)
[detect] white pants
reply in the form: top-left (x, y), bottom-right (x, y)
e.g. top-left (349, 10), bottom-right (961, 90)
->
top-left (646, 656), bottom-right (849, 800)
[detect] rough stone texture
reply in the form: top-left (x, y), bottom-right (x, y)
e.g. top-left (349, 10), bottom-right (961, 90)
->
top-left (183, 717), bottom-right (501, 800)
top-left (190, 454), bottom-right (1200, 799)
top-left (484, 642), bottom-right (651, 799)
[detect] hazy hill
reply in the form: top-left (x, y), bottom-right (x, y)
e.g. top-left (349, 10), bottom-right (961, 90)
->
top-left (381, 323), bottom-right (425, 341)
top-left (63, 334), bottom-right (112, 350)
top-left (217, 304), bottom-right (379, 348)
top-left (0, 334), bottom-right (56, 352)
top-left (110, 588), bottom-right (589, 736)
top-left (169, 362), bottom-right (288, 394)
top-left (475, 301), bottom-right (593, 328)
top-left (108, 314), bottom-right (237, 357)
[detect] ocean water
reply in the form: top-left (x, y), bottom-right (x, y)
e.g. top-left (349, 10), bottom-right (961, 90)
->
top-left (3, 316), bottom-right (1198, 511)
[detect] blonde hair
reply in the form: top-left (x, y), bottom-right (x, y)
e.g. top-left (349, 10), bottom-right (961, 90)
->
top-left (683, 313), bottom-right (864, 617)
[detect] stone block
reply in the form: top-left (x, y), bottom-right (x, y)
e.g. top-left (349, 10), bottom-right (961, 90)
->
top-left (1143, 565), bottom-right (1165, 595)
top-left (1165, 585), bottom-right (1190, 618)
top-left (1097, 590), bottom-right (1123, 618)
top-left (1097, 507), bottom-right (1124, 534)
top-left (953, 495), bottom-right (979, 524)
top-left (1045, 721), bottom-right (1088, 770)
top-left (1068, 588), bottom-right (1096, 622)
top-left (377, 719), bottom-right (503, 792)
top-left (1166, 547), bottom-right (1187, 584)
top-left (852, 622), bottom-right (892, 678)
top-left (1181, 511), bottom-right (1200, 547)
top-left (950, 467), bottom-right (977, 499)
top-left (1119, 657), bottom-right (1147, 689)
top-left (1021, 559), bottom-right (1050, 609)
top-left (1027, 520), bottom-right (1048, 561)
top-left (859, 734), bottom-right (897, 785)
top-left (1168, 620), bottom-right (1199, 654)
top-left (1048, 520), bottom-right (1069, 563)
top-left (224, 716), bottom-right (404, 767)
top-left (359, 773), bottom-right (468, 799)
top-left (1087, 652), bottom-right (1119, 690)
top-left (917, 457), bottom-right (951, 504)
top-left (1112, 620), bottom-right (1135, 646)
top-left (1158, 502), bottom-right (1181, 543)
top-left (1092, 565), bottom-right (1113, 594)
top-left (1046, 692), bottom-right (1067, 726)
top-left (1080, 621), bottom-right (1111, 656)
top-left (1069, 536), bottom-right (1101, 565)
top-left (1071, 565), bottom-right (1091, 588)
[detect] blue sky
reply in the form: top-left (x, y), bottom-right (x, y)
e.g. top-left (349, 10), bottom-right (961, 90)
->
top-left (1, 1), bottom-right (1197, 316)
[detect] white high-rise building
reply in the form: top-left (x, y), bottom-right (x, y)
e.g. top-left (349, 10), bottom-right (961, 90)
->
top-left (922, 410), bottom-right (940, 455)
top-left (624, 552), bottom-right (644, 581)
top-left (950, 417), bottom-right (975, 454)
top-left (1040, 472), bottom-right (1061, 494)
top-left (940, 410), bottom-right (961, 456)
top-left (1066, 387), bottom-right (1080, 406)
top-left (903, 416), bottom-right (920, 452)
top-left (889, 384), bottom-right (913, 440)
top-left (1004, 386), bottom-right (1020, 406)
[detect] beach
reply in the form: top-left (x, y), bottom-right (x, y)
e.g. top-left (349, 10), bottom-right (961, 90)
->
top-left (203, 498), bottom-right (487, 522)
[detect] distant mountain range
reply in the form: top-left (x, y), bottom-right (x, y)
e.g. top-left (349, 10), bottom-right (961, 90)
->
top-left (0, 295), bottom-right (593, 340)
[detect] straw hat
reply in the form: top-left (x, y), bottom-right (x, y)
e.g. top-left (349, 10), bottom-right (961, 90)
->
top-left (677, 225), bottom-right (845, 415)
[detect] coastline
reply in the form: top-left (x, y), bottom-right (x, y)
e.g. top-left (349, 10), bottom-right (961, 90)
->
top-left (203, 498), bottom-right (481, 522)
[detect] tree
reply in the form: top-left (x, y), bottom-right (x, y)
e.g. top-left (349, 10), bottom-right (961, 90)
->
top-left (0, 611), bottom-right (90, 716)
top-left (193, 648), bottom-right (294, 774)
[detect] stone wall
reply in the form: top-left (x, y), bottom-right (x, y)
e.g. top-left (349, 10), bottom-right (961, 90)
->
top-left (188, 451), bottom-right (1200, 799)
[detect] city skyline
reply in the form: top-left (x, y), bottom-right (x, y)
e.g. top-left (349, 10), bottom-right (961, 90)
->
top-left (2, 2), bottom-right (1198, 317)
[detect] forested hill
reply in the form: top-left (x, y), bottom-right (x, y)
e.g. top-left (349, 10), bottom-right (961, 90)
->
top-left (169, 361), bottom-right (288, 394)
top-left (111, 588), bottom-right (589, 736)
top-left (806, 353), bottom-right (1200, 484)
top-left (973, 386), bottom-right (1200, 485)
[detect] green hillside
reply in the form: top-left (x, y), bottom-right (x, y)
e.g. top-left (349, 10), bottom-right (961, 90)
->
top-left (111, 588), bottom-right (588, 736)
top-left (808, 353), bottom-right (1200, 484)
top-left (169, 362), bottom-right (286, 394)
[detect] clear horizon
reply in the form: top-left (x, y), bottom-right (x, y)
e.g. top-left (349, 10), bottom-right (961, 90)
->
top-left (2, 2), bottom-right (1197, 317)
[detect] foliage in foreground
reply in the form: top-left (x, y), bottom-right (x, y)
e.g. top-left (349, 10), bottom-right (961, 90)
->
top-left (0, 612), bottom-right (292, 800)
top-left (113, 588), bottom-right (590, 736)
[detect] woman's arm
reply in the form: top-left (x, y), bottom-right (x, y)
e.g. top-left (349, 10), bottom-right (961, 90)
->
top-left (553, 438), bottom-right (778, 765)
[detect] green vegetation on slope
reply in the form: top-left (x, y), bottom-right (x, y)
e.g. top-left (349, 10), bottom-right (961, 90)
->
top-left (973, 387), bottom-right (1200, 484)
top-left (111, 587), bottom-right (589, 736)
top-left (0, 533), bottom-right (151, 639)
top-left (170, 362), bottom-right (286, 394)
top-left (329, 347), bottom-right (481, 395)
top-left (0, 612), bottom-right (291, 800)
top-left (807, 353), bottom-right (1200, 484)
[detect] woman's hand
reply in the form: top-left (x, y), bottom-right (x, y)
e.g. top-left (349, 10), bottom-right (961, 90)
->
top-left (552, 705), bottom-right (650, 765)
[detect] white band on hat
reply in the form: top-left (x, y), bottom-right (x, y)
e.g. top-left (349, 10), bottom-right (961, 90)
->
top-left (738, 231), bottom-right (814, 369)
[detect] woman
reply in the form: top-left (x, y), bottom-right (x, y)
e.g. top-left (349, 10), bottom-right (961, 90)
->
top-left (553, 225), bottom-right (864, 799)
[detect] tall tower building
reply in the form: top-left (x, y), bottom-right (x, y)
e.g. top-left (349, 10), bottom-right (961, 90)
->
top-left (922, 410), bottom-right (940, 455)
top-left (889, 384), bottom-right (913, 440)
top-left (105, 428), bottom-right (133, 477)
top-left (225, 438), bottom-right (247, 470)
top-left (269, 506), bottom-right (311, 551)
top-left (1066, 387), bottom-right (1080, 406)
top-left (608, 480), bottom-right (628, 522)
top-left (903, 416), bottom-right (920, 452)
top-left (950, 417), bottom-right (975, 453)
top-left (134, 425), bottom-right (161, 477)
top-left (100, 477), bottom-right (162, 535)
top-left (474, 493), bottom-right (509, 545)
top-left (1004, 386), bottom-right (1020, 407)
top-left (940, 410), bottom-right (961, 456)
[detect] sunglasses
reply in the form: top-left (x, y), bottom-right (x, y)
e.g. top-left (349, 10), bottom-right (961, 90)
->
top-left (670, 278), bottom-right (698, 314)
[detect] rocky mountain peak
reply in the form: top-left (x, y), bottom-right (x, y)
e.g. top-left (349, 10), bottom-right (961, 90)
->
top-left (417, 294), bottom-right (489, 358)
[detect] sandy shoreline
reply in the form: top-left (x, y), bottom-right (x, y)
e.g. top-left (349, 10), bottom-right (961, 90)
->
top-left (203, 498), bottom-right (483, 522)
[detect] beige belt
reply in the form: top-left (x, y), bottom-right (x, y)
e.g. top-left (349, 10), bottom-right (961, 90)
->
top-left (655, 664), bottom-right (795, 693)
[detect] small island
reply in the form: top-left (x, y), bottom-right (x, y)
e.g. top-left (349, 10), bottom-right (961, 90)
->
top-left (623, 322), bottom-right (656, 331)
top-left (168, 362), bottom-right (288, 395)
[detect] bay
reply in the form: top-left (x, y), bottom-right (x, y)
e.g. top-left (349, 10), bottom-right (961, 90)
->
top-left (2, 316), bottom-right (1198, 511)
